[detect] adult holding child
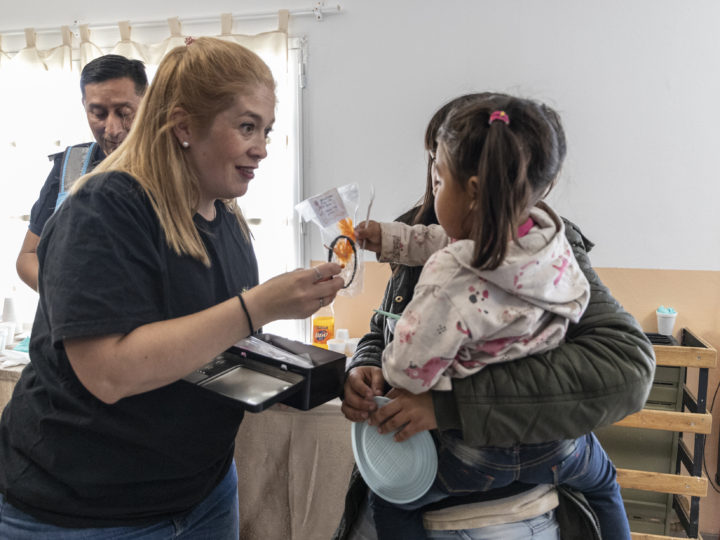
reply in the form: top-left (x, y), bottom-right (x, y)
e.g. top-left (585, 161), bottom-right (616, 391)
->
top-left (0, 37), bottom-right (343, 539)
top-left (334, 93), bottom-right (655, 539)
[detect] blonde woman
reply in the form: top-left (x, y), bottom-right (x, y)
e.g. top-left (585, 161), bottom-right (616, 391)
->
top-left (0, 38), bottom-right (343, 539)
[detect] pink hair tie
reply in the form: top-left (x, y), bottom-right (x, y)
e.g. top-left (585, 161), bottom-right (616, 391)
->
top-left (489, 110), bottom-right (509, 125)
top-left (184, 36), bottom-right (196, 46)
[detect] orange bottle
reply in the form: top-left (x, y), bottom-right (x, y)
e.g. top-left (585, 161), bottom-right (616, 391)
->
top-left (312, 305), bottom-right (335, 349)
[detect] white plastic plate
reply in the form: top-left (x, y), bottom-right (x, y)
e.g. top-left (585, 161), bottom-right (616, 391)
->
top-left (351, 396), bottom-right (437, 504)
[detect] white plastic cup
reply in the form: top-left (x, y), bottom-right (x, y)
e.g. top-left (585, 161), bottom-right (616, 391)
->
top-left (0, 322), bottom-right (15, 344)
top-left (2, 298), bottom-right (18, 327)
top-left (335, 328), bottom-right (350, 341)
top-left (657, 312), bottom-right (677, 336)
top-left (326, 338), bottom-right (347, 354)
top-left (0, 326), bottom-right (7, 353)
top-left (345, 337), bottom-right (361, 357)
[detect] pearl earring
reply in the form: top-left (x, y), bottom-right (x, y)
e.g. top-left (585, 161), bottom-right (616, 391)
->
top-left (182, 141), bottom-right (190, 148)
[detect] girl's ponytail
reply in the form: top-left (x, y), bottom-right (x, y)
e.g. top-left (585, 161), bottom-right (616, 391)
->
top-left (471, 116), bottom-right (531, 269)
top-left (438, 96), bottom-right (566, 271)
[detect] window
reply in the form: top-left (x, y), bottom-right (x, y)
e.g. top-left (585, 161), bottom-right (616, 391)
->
top-left (0, 62), bottom-right (90, 328)
top-left (239, 38), bottom-right (306, 340)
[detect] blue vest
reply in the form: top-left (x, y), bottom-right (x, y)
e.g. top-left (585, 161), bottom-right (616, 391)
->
top-left (54, 142), bottom-right (98, 210)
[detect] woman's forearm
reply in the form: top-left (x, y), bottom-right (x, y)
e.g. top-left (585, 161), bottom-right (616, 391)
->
top-left (66, 264), bottom-right (344, 404)
top-left (65, 295), bottom-right (250, 404)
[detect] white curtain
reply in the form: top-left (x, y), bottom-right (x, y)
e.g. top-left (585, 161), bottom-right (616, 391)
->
top-left (44, 26), bottom-right (74, 70)
top-left (78, 25), bottom-right (104, 67)
top-left (0, 26), bottom-right (83, 213)
top-left (0, 37), bottom-right (10, 67)
top-left (149, 17), bottom-right (187, 62)
top-left (8, 28), bottom-right (46, 69)
top-left (110, 21), bottom-right (149, 63)
top-left (0, 14), bottom-right (292, 330)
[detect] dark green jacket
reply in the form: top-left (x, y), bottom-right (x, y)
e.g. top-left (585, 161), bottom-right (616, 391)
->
top-left (333, 218), bottom-right (655, 539)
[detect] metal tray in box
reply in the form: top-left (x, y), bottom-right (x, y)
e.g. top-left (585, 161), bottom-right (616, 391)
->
top-left (182, 333), bottom-right (346, 412)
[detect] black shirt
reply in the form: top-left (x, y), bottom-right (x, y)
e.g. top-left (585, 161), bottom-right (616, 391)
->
top-left (0, 171), bottom-right (258, 527)
top-left (28, 143), bottom-right (106, 236)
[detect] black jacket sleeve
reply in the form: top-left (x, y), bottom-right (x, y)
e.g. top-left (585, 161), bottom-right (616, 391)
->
top-left (346, 263), bottom-right (423, 376)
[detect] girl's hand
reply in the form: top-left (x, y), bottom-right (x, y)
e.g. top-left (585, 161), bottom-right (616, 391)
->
top-left (369, 388), bottom-right (437, 442)
top-left (340, 366), bottom-right (385, 422)
top-left (354, 220), bottom-right (382, 254)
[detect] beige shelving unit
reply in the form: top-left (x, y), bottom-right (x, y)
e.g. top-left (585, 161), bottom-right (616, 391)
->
top-left (597, 328), bottom-right (716, 540)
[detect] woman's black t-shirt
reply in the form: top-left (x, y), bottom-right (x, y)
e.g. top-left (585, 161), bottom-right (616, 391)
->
top-left (0, 171), bottom-right (258, 527)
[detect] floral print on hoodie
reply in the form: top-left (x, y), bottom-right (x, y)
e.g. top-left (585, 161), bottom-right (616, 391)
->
top-left (379, 202), bottom-right (590, 393)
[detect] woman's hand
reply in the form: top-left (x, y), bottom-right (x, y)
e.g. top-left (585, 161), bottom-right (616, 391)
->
top-left (370, 388), bottom-right (437, 442)
top-left (340, 365), bottom-right (385, 422)
top-left (354, 220), bottom-right (382, 254)
top-left (244, 262), bottom-right (344, 326)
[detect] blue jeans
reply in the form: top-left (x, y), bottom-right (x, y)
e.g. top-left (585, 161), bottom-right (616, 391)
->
top-left (0, 461), bottom-right (239, 539)
top-left (372, 433), bottom-right (628, 540)
top-left (425, 510), bottom-right (560, 540)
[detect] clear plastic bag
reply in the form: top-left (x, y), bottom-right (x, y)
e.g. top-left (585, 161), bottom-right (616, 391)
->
top-left (295, 183), bottom-right (364, 296)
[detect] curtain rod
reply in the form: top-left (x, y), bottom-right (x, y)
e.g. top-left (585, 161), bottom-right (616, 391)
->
top-left (0, 3), bottom-right (342, 37)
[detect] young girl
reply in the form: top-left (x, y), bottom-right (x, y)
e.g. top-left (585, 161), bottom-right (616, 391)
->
top-left (356, 94), bottom-right (630, 540)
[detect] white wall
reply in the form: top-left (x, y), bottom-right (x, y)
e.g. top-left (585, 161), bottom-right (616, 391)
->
top-left (3, 0), bottom-right (719, 270)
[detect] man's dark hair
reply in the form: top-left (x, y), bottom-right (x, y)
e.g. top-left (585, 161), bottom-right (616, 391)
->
top-left (80, 55), bottom-right (148, 98)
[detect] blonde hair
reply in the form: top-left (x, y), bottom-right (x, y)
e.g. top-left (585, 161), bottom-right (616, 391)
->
top-left (75, 37), bottom-right (276, 266)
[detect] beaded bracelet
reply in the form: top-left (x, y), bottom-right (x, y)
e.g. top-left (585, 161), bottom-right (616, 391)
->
top-left (237, 293), bottom-right (255, 335)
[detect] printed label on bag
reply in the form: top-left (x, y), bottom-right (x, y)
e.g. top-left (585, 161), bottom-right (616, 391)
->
top-left (309, 188), bottom-right (347, 228)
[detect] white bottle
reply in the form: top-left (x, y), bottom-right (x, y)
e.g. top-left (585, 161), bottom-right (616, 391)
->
top-left (345, 337), bottom-right (361, 357)
top-left (327, 328), bottom-right (350, 355)
top-left (1, 296), bottom-right (18, 337)
top-left (335, 328), bottom-right (350, 341)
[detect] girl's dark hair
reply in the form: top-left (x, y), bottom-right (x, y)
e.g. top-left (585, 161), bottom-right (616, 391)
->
top-left (410, 93), bottom-right (494, 227)
top-left (437, 94), bottom-right (566, 270)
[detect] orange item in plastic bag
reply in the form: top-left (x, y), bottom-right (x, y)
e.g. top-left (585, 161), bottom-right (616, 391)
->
top-left (332, 218), bottom-right (356, 265)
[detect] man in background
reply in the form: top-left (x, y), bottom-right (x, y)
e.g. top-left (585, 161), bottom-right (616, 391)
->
top-left (16, 55), bottom-right (148, 291)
